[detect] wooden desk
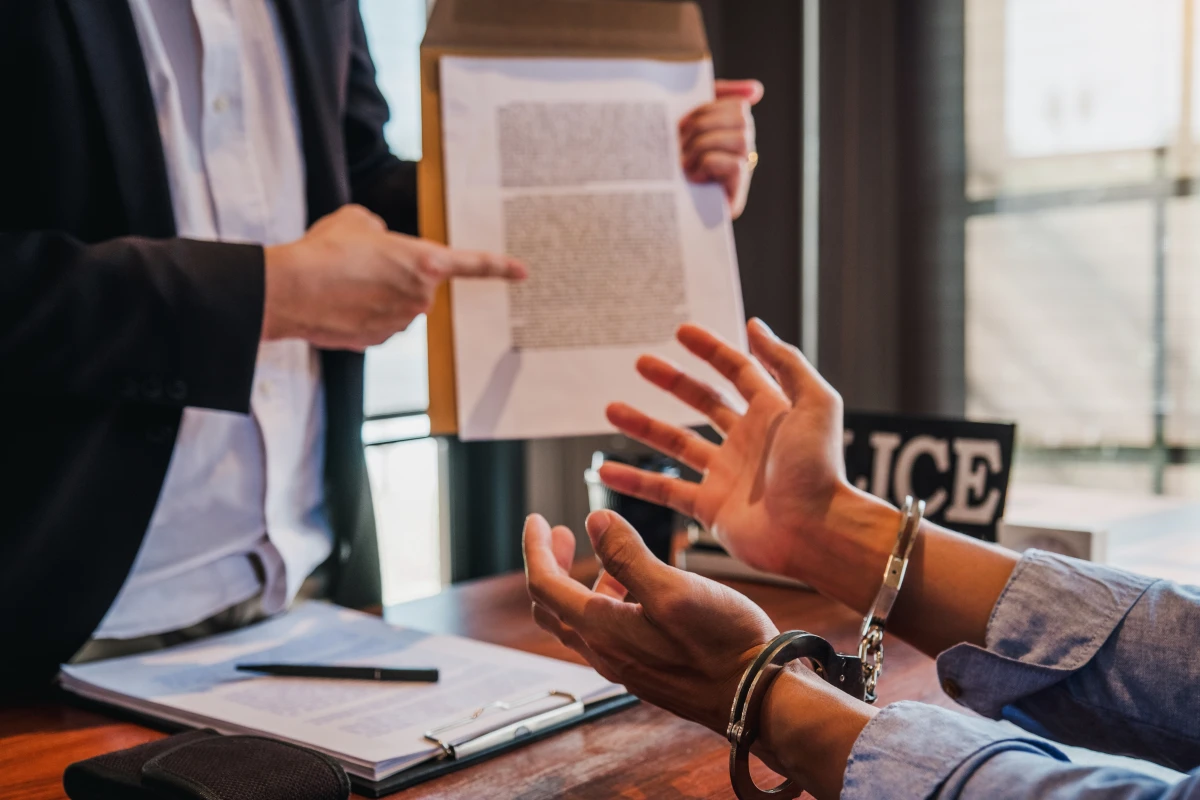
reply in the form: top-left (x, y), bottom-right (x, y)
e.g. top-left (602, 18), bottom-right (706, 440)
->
top-left (0, 567), bottom-right (953, 799)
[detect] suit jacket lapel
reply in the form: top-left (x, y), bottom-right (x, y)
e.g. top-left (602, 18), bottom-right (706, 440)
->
top-left (273, 0), bottom-right (348, 221)
top-left (62, 0), bottom-right (175, 237)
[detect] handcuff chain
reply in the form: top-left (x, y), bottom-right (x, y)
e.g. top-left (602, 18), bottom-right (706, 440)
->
top-left (856, 495), bottom-right (924, 705)
top-left (858, 623), bottom-right (885, 703)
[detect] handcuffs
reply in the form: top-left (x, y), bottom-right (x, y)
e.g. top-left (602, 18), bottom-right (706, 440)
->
top-left (726, 496), bottom-right (925, 800)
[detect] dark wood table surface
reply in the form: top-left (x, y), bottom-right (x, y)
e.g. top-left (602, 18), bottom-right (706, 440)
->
top-left (0, 565), bottom-right (954, 799)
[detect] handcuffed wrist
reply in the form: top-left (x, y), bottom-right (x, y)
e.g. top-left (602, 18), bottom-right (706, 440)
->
top-left (726, 631), bottom-right (867, 800)
top-left (757, 669), bottom-right (813, 763)
top-left (758, 669), bottom-right (878, 800)
top-left (787, 483), bottom-right (899, 597)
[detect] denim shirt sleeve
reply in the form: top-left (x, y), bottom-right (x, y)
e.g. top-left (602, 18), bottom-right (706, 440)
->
top-left (843, 702), bottom-right (1200, 800)
top-left (841, 551), bottom-right (1200, 799)
top-left (937, 550), bottom-right (1200, 772)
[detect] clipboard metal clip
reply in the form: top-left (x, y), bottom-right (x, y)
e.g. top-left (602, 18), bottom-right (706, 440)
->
top-left (424, 689), bottom-right (584, 760)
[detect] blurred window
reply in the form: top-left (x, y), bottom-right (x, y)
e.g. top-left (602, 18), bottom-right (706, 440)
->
top-left (359, 0), bottom-right (444, 603)
top-left (965, 0), bottom-right (1199, 494)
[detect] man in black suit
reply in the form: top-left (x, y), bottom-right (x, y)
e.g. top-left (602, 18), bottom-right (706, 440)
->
top-left (0, 1), bottom-right (761, 693)
top-left (0, 0), bottom-right (531, 693)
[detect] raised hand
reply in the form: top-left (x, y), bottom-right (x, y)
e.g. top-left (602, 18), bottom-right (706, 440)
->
top-left (523, 509), bottom-right (880, 800)
top-left (523, 510), bottom-right (778, 733)
top-left (600, 318), bottom-right (845, 581)
top-left (679, 79), bottom-right (764, 219)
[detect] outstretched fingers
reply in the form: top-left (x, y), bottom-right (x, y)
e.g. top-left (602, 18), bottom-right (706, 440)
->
top-left (746, 318), bottom-right (826, 404)
top-left (605, 402), bottom-right (716, 472)
top-left (676, 323), bottom-right (777, 403)
top-left (524, 516), bottom-right (632, 653)
top-left (596, 462), bottom-right (699, 520)
top-left (635, 354), bottom-right (742, 433)
top-left (522, 515), bottom-right (593, 627)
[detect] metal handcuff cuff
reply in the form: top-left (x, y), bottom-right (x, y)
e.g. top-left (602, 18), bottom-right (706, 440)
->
top-left (726, 496), bottom-right (925, 800)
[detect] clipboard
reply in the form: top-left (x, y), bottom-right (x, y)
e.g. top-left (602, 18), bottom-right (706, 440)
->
top-left (419, 0), bottom-right (710, 436)
top-left (62, 685), bottom-right (638, 797)
top-left (357, 691), bottom-right (638, 797)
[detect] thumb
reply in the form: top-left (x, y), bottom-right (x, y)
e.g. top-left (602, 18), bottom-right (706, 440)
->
top-left (715, 79), bottom-right (764, 105)
top-left (585, 511), bottom-right (673, 608)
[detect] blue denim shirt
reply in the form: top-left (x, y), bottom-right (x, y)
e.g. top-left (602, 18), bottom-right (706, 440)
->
top-left (841, 551), bottom-right (1200, 799)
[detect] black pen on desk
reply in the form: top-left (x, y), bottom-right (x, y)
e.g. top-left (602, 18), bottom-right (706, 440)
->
top-left (236, 664), bottom-right (439, 683)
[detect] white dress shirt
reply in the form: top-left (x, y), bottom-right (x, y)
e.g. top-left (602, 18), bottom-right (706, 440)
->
top-left (94, 0), bottom-right (333, 639)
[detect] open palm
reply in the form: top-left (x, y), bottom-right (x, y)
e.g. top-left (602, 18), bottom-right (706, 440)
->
top-left (600, 320), bottom-right (846, 578)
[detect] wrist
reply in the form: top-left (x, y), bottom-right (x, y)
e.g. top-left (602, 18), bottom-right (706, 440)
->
top-left (786, 483), bottom-right (902, 613)
top-left (262, 242), bottom-right (304, 341)
top-left (756, 669), bottom-right (876, 800)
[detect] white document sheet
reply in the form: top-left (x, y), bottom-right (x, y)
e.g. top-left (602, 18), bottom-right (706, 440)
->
top-left (440, 56), bottom-right (746, 440)
top-left (60, 603), bottom-right (622, 780)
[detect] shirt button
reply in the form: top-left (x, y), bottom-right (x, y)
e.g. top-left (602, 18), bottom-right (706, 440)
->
top-left (212, 95), bottom-right (228, 113)
top-left (166, 380), bottom-right (188, 402)
top-left (142, 377), bottom-right (162, 401)
top-left (941, 678), bottom-right (963, 700)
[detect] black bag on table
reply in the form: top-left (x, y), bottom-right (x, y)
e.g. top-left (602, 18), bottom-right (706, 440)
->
top-left (63, 729), bottom-right (350, 800)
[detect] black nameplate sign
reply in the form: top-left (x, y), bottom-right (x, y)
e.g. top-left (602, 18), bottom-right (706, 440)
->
top-left (843, 412), bottom-right (1016, 541)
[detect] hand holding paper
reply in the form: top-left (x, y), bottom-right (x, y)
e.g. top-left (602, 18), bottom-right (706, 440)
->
top-left (679, 79), bottom-right (764, 219)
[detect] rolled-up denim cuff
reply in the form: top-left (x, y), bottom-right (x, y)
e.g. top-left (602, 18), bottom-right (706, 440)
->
top-left (936, 550), bottom-right (1154, 718)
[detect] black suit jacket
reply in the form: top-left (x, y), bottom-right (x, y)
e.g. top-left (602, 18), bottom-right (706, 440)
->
top-left (0, 0), bottom-right (418, 693)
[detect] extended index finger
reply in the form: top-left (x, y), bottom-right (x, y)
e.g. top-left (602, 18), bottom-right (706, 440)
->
top-left (425, 243), bottom-right (528, 281)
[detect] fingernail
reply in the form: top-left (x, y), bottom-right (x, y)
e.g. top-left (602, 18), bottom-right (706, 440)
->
top-left (585, 511), bottom-right (611, 540)
top-left (751, 318), bottom-right (779, 340)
